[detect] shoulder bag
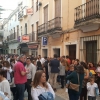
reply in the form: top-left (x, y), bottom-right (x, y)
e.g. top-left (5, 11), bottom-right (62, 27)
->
top-left (68, 73), bottom-right (80, 92)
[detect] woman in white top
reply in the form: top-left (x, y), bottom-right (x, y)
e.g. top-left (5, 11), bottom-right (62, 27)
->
top-left (31, 70), bottom-right (55, 100)
top-left (2, 61), bottom-right (12, 82)
top-left (0, 69), bottom-right (11, 99)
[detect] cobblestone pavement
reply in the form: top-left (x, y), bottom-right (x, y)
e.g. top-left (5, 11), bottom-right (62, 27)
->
top-left (23, 87), bottom-right (100, 100)
top-left (21, 83), bottom-right (100, 100)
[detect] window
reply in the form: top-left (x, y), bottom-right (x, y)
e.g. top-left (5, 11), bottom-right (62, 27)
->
top-left (86, 41), bottom-right (97, 65)
top-left (36, 22), bottom-right (38, 41)
top-left (36, 0), bottom-right (38, 12)
top-left (14, 27), bottom-right (15, 39)
top-left (17, 25), bottom-right (19, 37)
top-left (55, 0), bottom-right (61, 17)
top-left (32, 0), bottom-right (34, 7)
top-left (21, 26), bottom-right (22, 36)
top-left (32, 0), bottom-right (34, 14)
top-left (25, 23), bottom-right (27, 35)
top-left (32, 24), bottom-right (34, 32)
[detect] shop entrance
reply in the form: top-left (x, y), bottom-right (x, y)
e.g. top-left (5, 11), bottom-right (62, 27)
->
top-left (69, 45), bottom-right (76, 60)
top-left (42, 49), bottom-right (48, 57)
top-left (53, 48), bottom-right (60, 57)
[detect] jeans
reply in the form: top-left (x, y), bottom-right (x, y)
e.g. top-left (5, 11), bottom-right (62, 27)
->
top-left (80, 87), bottom-right (87, 100)
top-left (25, 79), bottom-right (32, 100)
top-left (10, 87), bottom-right (17, 100)
top-left (16, 84), bottom-right (25, 100)
top-left (60, 75), bottom-right (65, 88)
top-left (68, 93), bottom-right (79, 100)
top-left (88, 96), bottom-right (96, 100)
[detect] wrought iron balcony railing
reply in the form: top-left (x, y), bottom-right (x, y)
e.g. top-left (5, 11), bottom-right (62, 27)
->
top-left (7, 33), bottom-right (16, 41)
top-left (38, 23), bottom-right (47, 35)
top-left (38, 17), bottom-right (62, 36)
top-left (47, 17), bottom-right (62, 32)
top-left (18, 6), bottom-right (27, 20)
top-left (74, 0), bottom-right (100, 25)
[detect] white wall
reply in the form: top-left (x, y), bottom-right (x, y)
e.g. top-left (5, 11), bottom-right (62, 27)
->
top-left (3, 8), bottom-right (20, 40)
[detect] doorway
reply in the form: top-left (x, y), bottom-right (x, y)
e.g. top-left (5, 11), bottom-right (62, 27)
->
top-left (86, 41), bottom-right (97, 64)
top-left (69, 45), bottom-right (76, 60)
top-left (53, 48), bottom-right (60, 57)
top-left (42, 49), bottom-right (48, 57)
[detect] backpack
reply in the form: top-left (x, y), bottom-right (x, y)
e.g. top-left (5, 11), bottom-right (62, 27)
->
top-left (38, 92), bottom-right (54, 100)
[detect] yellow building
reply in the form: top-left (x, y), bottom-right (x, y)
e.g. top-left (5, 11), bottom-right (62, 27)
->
top-left (38, 0), bottom-right (100, 64)
top-left (37, 0), bottom-right (81, 58)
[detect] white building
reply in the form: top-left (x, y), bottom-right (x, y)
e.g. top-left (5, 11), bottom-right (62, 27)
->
top-left (3, 0), bottom-right (40, 56)
top-left (3, 7), bottom-right (20, 54)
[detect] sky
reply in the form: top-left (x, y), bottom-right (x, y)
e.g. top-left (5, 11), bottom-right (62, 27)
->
top-left (0, 0), bottom-right (20, 19)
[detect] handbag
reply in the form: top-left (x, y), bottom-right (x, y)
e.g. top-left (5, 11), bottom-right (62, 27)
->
top-left (38, 92), bottom-right (54, 100)
top-left (68, 73), bottom-right (80, 92)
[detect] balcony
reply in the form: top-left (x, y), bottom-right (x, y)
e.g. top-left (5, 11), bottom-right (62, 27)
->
top-left (74, 0), bottom-right (100, 32)
top-left (7, 33), bottom-right (18, 43)
top-left (0, 25), bottom-right (4, 36)
top-left (29, 32), bottom-right (36, 42)
top-left (18, 6), bottom-right (27, 21)
top-left (38, 17), bottom-right (62, 37)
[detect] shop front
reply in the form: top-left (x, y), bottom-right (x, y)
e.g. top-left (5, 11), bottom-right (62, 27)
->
top-left (28, 44), bottom-right (38, 57)
top-left (19, 43), bottom-right (29, 56)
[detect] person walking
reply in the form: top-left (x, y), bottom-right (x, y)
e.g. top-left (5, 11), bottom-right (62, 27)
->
top-left (25, 57), bottom-right (36, 100)
top-left (59, 58), bottom-right (66, 88)
top-left (14, 54), bottom-right (29, 100)
top-left (49, 54), bottom-right (60, 91)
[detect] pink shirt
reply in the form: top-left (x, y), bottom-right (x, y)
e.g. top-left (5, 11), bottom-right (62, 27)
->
top-left (14, 61), bottom-right (27, 84)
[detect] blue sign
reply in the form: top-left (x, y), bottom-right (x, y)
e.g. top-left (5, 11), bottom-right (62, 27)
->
top-left (42, 37), bottom-right (47, 45)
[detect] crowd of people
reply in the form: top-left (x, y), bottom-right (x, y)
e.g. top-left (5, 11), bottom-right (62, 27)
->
top-left (0, 54), bottom-right (100, 100)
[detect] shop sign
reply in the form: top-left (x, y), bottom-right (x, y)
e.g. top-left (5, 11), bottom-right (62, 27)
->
top-left (22, 35), bottom-right (29, 42)
top-left (28, 45), bottom-right (38, 49)
top-left (26, 8), bottom-right (33, 15)
top-left (42, 37), bottom-right (47, 45)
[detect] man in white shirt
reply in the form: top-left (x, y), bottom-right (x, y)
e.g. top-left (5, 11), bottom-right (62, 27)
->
top-left (25, 57), bottom-right (36, 100)
top-left (37, 55), bottom-right (45, 65)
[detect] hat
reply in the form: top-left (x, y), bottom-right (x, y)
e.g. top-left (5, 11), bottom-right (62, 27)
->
top-left (90, 70), bottom-right (96, 74)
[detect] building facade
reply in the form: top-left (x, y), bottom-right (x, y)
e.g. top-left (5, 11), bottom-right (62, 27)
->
top-left (17, 0), bottom-right (39, 56)
top-left (3, 7), bottom-right (20, 54)
top-left (37, 0), bottom-right (81, 59)
top-left (37, 0), bottom-right (100, 64)
top-left (2, 0), bottom-right (100, 64)
top-left (0, 22), bottom-right (4, 54)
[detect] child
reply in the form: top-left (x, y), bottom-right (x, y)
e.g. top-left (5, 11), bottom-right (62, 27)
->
top-left (87, 77), bottom-right (98, 100)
